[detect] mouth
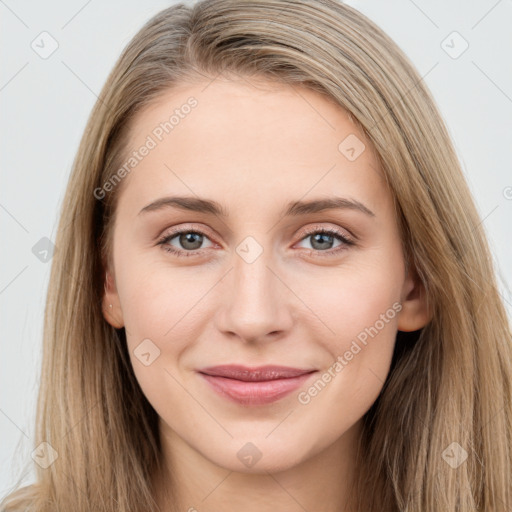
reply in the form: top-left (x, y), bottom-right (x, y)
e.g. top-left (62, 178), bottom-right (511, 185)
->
top-left (197, 365), bottom-right (318, 406)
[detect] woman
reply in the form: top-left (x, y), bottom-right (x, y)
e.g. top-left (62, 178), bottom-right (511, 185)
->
top-left (2, 0), bottom-right (511, 510)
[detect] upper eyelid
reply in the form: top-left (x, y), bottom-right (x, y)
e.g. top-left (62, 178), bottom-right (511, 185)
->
top-left (301, 224), bottom-right (353, 239)
top-left (160, 224), bottom-right (217, 243)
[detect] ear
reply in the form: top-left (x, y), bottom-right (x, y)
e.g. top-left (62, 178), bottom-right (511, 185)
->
top-left (102, 269), bottom-right (124, 329)
top-left (397, 263), bottom-right (432, 332)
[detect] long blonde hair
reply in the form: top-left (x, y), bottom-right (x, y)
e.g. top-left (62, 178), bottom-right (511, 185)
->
top-left (2, 1), bottom-right (511, 510)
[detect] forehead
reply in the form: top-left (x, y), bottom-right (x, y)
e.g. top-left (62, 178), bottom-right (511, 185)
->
top-left (128, 77), bottom-right (365, 155)
top-left (116, 77), bottom-right (388, 220)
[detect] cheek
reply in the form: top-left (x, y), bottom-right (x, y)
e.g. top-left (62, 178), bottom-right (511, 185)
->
top-left (297, 253), bottom-right (404, 404)
top-left (117, 267), bottom-right (171, 338)
top-left (306, 256), bottom-right (403, 343)
top-left (114, 234), bottom-right (196, 339)
top-left (114, 248), bottom-right (217, 392)
top-left (116, 262), bottom-right (197, 416)
top-left (268, 264), bottom-right (404, 461)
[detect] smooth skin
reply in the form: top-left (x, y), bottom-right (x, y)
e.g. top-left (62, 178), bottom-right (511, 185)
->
top-left (102, 76), bottom-right (431, 512)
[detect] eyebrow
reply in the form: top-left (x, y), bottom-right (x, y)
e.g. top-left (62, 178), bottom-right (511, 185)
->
top-left (138, 195), bottom-right (375, 218)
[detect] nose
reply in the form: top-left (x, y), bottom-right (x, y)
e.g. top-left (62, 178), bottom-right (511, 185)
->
top-left (214, 246), bottom-right (294, 344)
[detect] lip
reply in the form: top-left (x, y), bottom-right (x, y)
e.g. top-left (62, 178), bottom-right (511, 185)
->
top-left (197, 365), bottom-right (317, 406)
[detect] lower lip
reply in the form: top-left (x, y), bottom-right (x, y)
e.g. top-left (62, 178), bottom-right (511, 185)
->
top-left (199, 372), bottom-right (316, 406)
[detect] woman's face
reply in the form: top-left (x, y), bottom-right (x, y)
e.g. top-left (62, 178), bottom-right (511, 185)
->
top-left (103, 77), bottom-right (428, 474)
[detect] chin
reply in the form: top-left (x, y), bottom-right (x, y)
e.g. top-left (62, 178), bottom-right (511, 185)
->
top-left (204, 437), bottom-right (309, 474)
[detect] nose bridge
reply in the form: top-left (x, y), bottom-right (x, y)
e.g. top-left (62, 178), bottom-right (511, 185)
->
top-left (217, 236), bottom-right (292, 342)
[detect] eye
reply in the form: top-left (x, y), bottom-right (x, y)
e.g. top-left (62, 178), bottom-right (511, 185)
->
top-left (295, 226), bottom-right (355, 257)
top-left (157, 228), bottom-right (215, 258)
top-left (156, 225), bottom-right (355, 259)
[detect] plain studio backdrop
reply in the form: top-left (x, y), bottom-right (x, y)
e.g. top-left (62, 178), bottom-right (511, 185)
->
top-left (1, 0), bottom-right (511, 495)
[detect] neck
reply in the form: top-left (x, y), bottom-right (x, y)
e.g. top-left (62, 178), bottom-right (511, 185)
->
top-left (154, 419), bottom-right (363, 512)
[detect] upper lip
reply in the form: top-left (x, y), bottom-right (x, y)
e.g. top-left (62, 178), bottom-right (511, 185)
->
top-left (198, 365), bottom-right (317, 382)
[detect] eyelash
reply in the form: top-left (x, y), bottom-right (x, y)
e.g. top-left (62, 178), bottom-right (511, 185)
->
top-left (156, 225), bottom-right (355, 259)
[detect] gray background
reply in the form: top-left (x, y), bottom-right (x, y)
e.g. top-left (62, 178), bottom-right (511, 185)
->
top-left (1, 0), bottom-right (511, 495)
